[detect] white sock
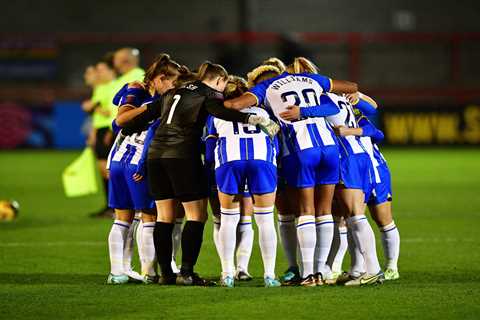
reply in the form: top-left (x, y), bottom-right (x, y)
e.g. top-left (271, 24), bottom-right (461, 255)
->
top-left (213, 215), bottom-right (221, 258)
top-left (254, 206), bottom-right (277, 279)
top-left (172, 217), bottom-right (183, 264)
top-left (347, 215), bottom-right (381, 275)
top-left (108, 220), bottom-right (130, 275)
top-left (140, 222), bottom-right (156, 276)
top-left (347, 227), bottom-right (365, 276)
top-left (380, 221), bottom-right (400, 270)
top-left (314, 215), bottom-right (334, 275)
top-left (236, 215), bottom-right (253, 273)
top-left (123, 218), bottom-right (139, 273)
top-left (296, 215), bottom-right (316, 278)
top-left (219, 207), bottom-right (240, 277)
top-left (327, 225), bottom-right (348, 273)
top-left (135, 220), bottom-right (143, 259)
top-left (278, 214), bottom-right (298, 269)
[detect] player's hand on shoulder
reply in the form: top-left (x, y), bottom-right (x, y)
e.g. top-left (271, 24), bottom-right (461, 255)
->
top-left (279, 105), bottom-right (301, 121)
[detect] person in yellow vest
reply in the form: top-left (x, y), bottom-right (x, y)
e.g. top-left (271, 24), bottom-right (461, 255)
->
top-left (113, 47), bottom-right (145, 90)
top-left (83, 53), bottom-right (118, 218)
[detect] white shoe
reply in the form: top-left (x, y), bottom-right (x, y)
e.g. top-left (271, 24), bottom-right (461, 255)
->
top-left (125, 270), bottom-right (143, 282)
top-left (171, 260), bottom-right (181, 274)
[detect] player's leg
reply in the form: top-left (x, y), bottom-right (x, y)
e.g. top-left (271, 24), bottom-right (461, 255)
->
top-left (313, 184), bottom-right (335, 284)
top-left (313, 145), bottom-right (339, 285)
top-left (122, 212), bottom-right (142, 281)
top-left (235, 194), bottom-right (254, 281)
top-left (369, 201), bottom-right (400, 280)
top-left (209, 191), bottom-right (222, 258)
top-left (106, 160), bottom-right (135, 284)
top-left (337, 184), bottom-right (383, 286)
top-left (282, 150), bottom-right (318, 286)
top-left (252, 192), bottom-right (280, 287)
top-left (217, 191), bottom-right (240, 287)
top-left (139, 209), bottom-right (157, 283)
top-left (107, 209), bottom-right (135, 284)
top-left (326, 211), bottom-right (348, 278)
top-left (171, 202), bottom-right (184, 274)
top-left (146, 158), bottom-right (177, 284)
top-left (277, 185), bottom-right (300, 283)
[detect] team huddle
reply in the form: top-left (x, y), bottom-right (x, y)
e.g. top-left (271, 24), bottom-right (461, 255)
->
top-left (95, 49), bottom-right (400, 287)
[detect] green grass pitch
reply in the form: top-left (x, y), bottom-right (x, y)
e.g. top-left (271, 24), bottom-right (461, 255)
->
top-left (1, 149), bottom-right (479, 319)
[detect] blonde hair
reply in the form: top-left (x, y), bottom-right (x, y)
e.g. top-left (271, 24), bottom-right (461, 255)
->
top-left (247, 65), bottom-right (282, 88)
top-left (224, 76), bottom-right (248, 99)
top-left (286, 57), bottom-right (318, 74)
top-left (197, 61), bottom-right (228, 81)
top-left (262, 57), bottom-right (286, 73)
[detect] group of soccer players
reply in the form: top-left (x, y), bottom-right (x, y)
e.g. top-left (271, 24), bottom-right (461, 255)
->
top-left (93, 49), bottom-right (400, 287)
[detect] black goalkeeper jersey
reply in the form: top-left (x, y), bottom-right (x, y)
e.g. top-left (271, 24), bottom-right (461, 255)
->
top-left (147, 81), bottom-right (250, 159)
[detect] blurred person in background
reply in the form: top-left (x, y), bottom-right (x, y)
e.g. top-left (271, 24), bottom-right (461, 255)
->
top-left (82, 54), bottom-right (117, 218)
top-left (113, 47), bottom-right (145, 91)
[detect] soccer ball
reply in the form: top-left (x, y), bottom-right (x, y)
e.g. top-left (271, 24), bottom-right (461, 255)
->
top-left (0, 200), bottom-right (19, 222)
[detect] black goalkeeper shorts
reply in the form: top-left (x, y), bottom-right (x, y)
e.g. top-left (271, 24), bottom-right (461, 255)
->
top-left (147, 157), bottom-right (209, 202)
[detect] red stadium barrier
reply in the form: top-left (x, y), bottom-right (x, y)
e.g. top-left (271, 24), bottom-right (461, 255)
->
top-left (0, 32), bottom-right (479, 105)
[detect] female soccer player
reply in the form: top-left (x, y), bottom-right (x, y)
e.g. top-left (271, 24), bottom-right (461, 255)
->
top-left (205, 76), bottom-right (255, 282)
top-left (336, 95), bottom-right (400, 281)
top-left (246, 62), bottom-right (301, 283)
top-left (225, 57), bottom-right (357, 286)
top-left (106, 54), bottom-right (183, 285)
top-left (124, 62), bottom-right (276, 286)
top-left (205, 76), bottom-right (281, 287)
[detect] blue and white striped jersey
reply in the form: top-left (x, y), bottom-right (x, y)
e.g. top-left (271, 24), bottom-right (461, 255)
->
top-left (248, 72), bottom-right (337, 156)
top-left (357, 116), bottom-right (387, 183)
top-left (206, 106), bottom-right (277, 169)
top-left (109, 83), bottom-right (159, 166)
top-left (325, 93), bottom-right (366, 157)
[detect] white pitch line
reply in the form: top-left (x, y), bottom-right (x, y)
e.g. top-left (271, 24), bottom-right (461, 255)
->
top-left (0, 238), bottom-right (477, 247)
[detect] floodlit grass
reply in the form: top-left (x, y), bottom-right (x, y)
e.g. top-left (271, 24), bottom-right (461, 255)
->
top-left (1, 149), bottom-right (479, 319)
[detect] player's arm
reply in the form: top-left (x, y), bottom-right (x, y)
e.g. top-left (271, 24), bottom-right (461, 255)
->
top-left (224, 81), bottom-right (267, 110)
top-left (310, 74), bottom-right (358, 94)
top-left (279, 95), bottom-right (340, 121)
top-left (133, 119), bottom-right (161, 181)
top-left (331, 80), bottom-right (358, 94)
top-left (346, 92), bottom-right (378, 116)
top-left (116, 99), bottom-right (162, 128)
top-left (206, 98), bottom-right (252, 123)
top-left (223, 92), bottom-right (258, 110)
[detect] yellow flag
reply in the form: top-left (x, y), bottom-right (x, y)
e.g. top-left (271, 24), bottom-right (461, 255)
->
top-left (62, 148), bottom-right (99, 197)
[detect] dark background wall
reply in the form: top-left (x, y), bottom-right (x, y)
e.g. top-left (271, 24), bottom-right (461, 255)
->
top-left (3, 0), bottom-right (480, 33)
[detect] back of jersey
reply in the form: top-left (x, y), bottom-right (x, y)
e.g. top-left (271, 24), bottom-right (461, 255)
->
top-left (208, 106), bottom-right (277, 168)
top-left (149, 81), bottom-right (211, 158)
top-left (111, 84), bottom-right (156, 165)
top-left (261, 73), bottom-right (336, 154)
top-left (326, 93), bottom-right (365, 156)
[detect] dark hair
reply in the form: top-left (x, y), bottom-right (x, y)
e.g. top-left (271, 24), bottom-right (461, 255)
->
top-left (144, 53), bottom-right (182, 84)
top-left (98, 52), bottom-right (115, 69)
top-left (197, 61), bottom-right (228, 81)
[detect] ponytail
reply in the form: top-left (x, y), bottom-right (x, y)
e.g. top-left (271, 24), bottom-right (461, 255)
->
top-left (197, 61), bottom-right (228, 81)
top-left (224, 76), bottom-right (248, 99)
top-left (247, 65), bottom-right (282, 88)
top-left (262, 57), bottom-right (286, 73)
top-left (144, 53), bottom-right (182, 84)
top-left (286, 57), bottom-right (318, 74)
